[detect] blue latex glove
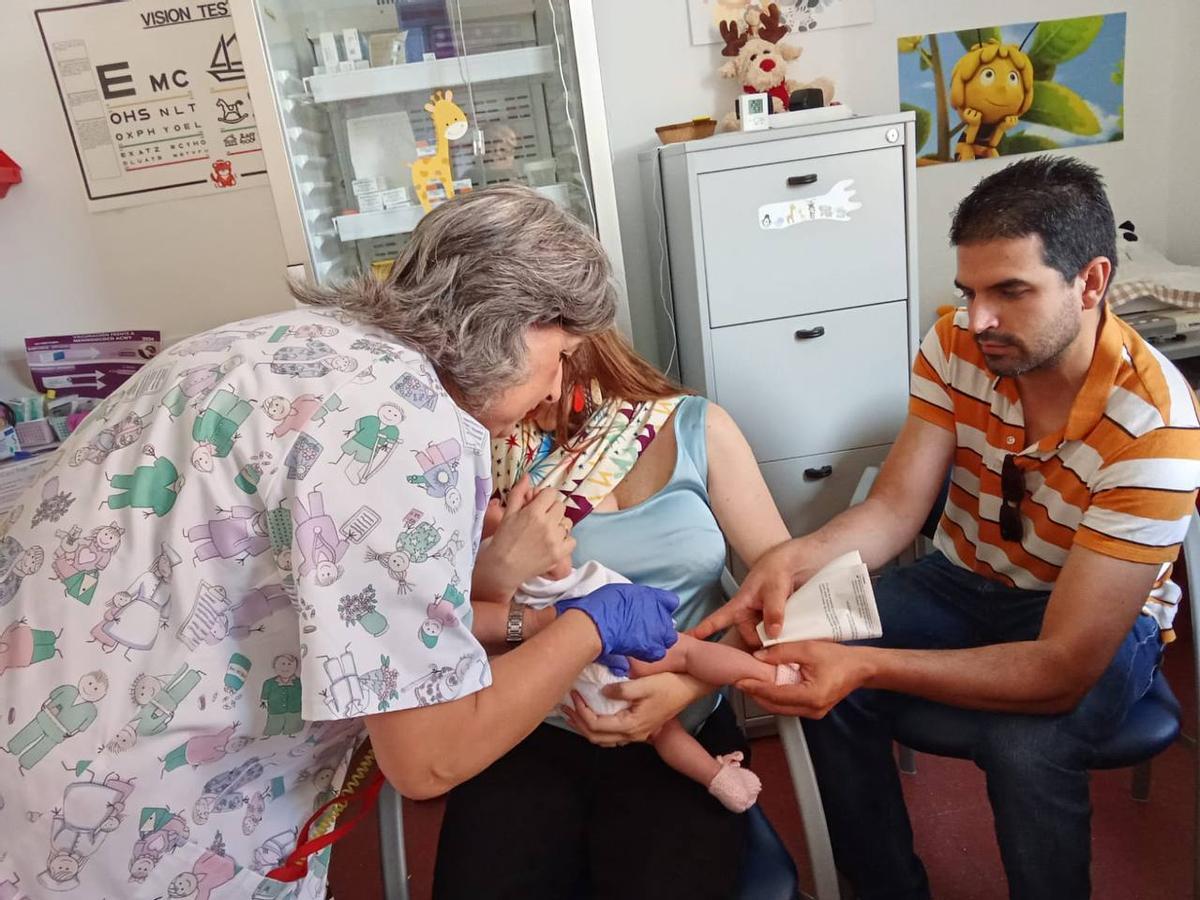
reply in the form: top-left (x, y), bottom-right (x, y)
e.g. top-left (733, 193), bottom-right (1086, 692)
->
top-left (555, 583), bottom-right (680, 662)
top-left (595, 651), bottom-right (630, 678)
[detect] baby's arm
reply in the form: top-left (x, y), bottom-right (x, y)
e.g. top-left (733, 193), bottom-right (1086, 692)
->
top-left (630, 633), bottom-right (776, 685)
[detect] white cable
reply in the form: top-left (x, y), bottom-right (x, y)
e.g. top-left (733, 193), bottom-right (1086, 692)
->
top-left (547, 0), bottom-right (596, 232)
top-left (450, 0), bottom-right (484, 176)
top-left (652, 147), bottom-right (678, 375)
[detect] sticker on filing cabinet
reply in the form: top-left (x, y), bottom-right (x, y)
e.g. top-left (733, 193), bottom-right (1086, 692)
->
top-left (758, 179), bottom-right (862, 230)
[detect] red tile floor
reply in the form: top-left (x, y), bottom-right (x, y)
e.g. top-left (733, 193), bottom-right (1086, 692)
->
top-left (331, 604), bottom-right (1197, 899)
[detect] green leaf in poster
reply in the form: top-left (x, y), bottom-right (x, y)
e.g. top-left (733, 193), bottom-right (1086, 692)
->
top-left (999, 132), bottom-right (1062, 155)
top-left (901, 103), bottom-right (931, 152)
top-left (957, 27), bottom-right (1001, 52)
top-left (898, 35), bottom-right (923, 54)
top-left (1027, 16), bottom-right (1104, 67)
top-left (1034, 62), bottom-right (1056, 83)
top-left (1022, 81), bottom-right (1101, 135)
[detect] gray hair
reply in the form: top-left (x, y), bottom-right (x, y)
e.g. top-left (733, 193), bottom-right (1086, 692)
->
top-left (291, 185), bottom-right (617, 413)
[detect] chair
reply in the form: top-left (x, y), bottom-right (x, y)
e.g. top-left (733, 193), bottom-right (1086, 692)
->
top-left (833, 466), bottom-right (1200, 897)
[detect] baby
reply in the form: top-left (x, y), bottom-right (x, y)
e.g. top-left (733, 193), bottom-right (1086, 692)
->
top-left (482, 509), bottom-right (797, 813)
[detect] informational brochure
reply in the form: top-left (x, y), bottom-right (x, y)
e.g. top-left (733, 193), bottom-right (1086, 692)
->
top-left (25, 330), bottom-right (161, 399)
top-left (757, 550), bottom-right (882, 647)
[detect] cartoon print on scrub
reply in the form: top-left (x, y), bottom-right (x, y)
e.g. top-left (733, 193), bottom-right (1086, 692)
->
top-left (191, 755), bottom-right (281, 831)
top-left (363, 511), bottom-right (448, 593)
top-left (256, 339), bottom-right (358, 379)
top-left (38, 769), bottom-right (135, 892)
top-left (317, 647), bottom-right (367, 717)
top-left (106, 663), bottom-right (205, 754)
top-left (50, 522), bottom-right (124, 606)
top-left (234, 450), bottom-right (275, 496)
top-left (335, 402), bottom-right (405, 484)
top-left (402, 653), bottom-right (483, 707)
top-left (337, 583), bottom-right (388, 636)
top-left (178, 581), bottom-right (292, 650)
top-left (262, 394), bottom-right (325, 440)
top-left (252, 827), bottom-right (298, 874)
top-left (185, 505), bottom-right (272, 565)
top-left (407, 438), bottom-right (463, 512)
top-left (266, 323), bottom-right (339, 343)
top-left (190, 385), bottom-right (256, 473)
top-left (88, 542), bottom-right (182, 659)
top-left (128, 806), bottom-right (190, 884)
top-left (0, 617), bottom-right (63, 676)
top-left (160, 722), bottom-right (253, 776)
top-left (168, 327), bottom-right (270, 357)
top-left (31, 476), bottom-right (76, 526)
top-left (165, 831), bottom-right (238, 900)
top-left (103, 445), bottom-right (185, 518)
top-left (419, 580), bottom-right (466, 649)
top-left (69, 411), bottom-right (150, 466)
top-left (0, 533), bottom-right (44, 606)
top-left (4, 671), bottom-right (108, 772)
top-left (159, 356), bottom-right (243, 421)
top-left (260, 652), bottom-right (303, 737)
top-left (292, 487), bottom-right (351, 586)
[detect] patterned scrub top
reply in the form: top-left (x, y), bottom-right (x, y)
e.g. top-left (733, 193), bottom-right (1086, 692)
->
top-left (0, 308), bottom-right (492, 900)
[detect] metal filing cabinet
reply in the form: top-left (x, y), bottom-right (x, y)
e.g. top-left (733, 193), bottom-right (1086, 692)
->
top-left (644, 112), bottom-right (920, 734)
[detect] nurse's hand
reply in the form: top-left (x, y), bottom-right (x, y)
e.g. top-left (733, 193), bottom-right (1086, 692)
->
top-left (555, 584), bottom-right (679, 661)
top-left (559, 673), bottom-right (702, 746)
top-left (472, 475), bottom-right (575, 603)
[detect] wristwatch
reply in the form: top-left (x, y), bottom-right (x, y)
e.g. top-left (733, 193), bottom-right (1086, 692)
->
top-left (505, 602), bottom-right (525, 644)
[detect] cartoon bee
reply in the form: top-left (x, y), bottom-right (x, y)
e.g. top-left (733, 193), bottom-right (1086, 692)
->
top-left (950, 38), bottom-right (1035, 161)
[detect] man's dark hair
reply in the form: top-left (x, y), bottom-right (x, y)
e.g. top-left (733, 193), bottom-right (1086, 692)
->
top-left (950, 155), bottom-right (1117, 287)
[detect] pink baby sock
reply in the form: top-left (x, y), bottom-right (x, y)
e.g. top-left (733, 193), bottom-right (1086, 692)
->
top-left (775, 662), bottom-right (801, 685)
top-left (707, 751), bottom-right (762, 813)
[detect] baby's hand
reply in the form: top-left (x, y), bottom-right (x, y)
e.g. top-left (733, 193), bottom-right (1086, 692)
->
top-left (481, 498), bottom-right (503, 539)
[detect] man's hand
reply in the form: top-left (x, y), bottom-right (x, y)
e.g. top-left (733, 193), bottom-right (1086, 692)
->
top-left (736, 641), bottom-right (876, 718)
top-left (691, 541), bottom-right (801, 646)
top-left (559, 673), bottom-right (700, 746)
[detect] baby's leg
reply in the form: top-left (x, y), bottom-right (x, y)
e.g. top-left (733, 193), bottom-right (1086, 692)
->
top-left (632, 633), bottom-right (791, 686)
top-left (651, 718), bottom-right (761, 813)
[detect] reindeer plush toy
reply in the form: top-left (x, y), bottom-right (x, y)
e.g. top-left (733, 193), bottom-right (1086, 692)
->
top-left (717, 3), bottom-right (834, 130)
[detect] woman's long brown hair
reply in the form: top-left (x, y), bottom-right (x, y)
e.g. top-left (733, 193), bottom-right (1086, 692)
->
top-left (552, 328), bottom-right (694, 448)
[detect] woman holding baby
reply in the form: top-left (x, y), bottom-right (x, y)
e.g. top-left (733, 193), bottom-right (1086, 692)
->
top-left (434, 328), bottom-right (793, 899)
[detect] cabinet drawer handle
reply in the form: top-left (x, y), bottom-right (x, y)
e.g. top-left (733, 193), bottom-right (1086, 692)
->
top-left (794, 326), bottom-right (825, 340)
top-left (804, 465), bottom-right (833, 481)
top-left (787, 174), bottom-right (818, 187)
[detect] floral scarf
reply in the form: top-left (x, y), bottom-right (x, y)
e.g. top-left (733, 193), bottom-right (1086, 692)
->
top-left (492, 386), bottom-right (682, 524)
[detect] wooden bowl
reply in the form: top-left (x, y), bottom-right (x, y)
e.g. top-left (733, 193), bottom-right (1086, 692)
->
top-left (655, 117), bottom-right (717, 144)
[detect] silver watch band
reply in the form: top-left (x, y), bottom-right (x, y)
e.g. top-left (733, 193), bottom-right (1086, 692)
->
top-left (505, 602), bottom-right (525, 644)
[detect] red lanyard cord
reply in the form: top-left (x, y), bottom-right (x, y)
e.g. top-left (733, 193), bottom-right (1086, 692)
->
top-left (267, 769), bottom-right (387, 882)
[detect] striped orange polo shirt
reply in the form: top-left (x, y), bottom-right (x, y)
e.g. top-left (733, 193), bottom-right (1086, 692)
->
top-left (910, 308), bottom-right (1200, 635)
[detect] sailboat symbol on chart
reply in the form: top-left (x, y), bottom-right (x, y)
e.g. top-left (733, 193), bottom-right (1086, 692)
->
top-left (207, 33), bottom-right (245, 83)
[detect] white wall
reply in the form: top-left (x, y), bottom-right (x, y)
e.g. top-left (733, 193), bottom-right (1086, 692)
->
top-left (0, 0), bottom-right (293, 397)
top-left (592, 1), bottom-right (1199, 367)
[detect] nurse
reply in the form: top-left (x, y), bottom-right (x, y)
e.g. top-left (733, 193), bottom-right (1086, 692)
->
top-left (0, 186), bottom-right (678, 898)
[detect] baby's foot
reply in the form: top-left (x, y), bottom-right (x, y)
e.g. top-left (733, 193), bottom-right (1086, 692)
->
top-left (708, 757), bottom-right (762, 813)
top-left (775, 662), bottom-right (801, 685)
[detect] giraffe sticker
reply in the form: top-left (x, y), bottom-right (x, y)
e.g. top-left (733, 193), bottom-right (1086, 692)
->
top-left (410, 89), bottom-right (469, 212)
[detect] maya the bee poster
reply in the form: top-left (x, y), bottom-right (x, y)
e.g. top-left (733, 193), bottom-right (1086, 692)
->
top-left (897, 14), bottom-right (1126, 165)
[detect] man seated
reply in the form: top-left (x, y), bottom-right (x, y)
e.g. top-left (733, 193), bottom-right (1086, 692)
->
top-left (696, 155), bottom-right (1200, 899)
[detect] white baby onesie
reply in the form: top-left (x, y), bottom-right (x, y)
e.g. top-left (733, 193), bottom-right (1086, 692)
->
top-left (516, 560), bottom-right (634, 716)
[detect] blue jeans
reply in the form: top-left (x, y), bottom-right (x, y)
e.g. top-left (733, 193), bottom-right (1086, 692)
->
top-left (802, 552), bottom-right (1163, 900)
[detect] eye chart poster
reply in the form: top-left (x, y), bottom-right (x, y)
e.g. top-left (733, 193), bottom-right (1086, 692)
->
top-left (35, 0), bottom-right (266, 211)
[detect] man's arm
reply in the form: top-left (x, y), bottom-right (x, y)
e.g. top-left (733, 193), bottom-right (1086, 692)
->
top-left (695, 414), bottom-right (956, 642)
top-left (744, 545), bottom-right (1160, 717)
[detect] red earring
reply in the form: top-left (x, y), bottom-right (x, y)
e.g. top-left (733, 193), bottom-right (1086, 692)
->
top-left (571, 383), bottom-right (585, 413)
